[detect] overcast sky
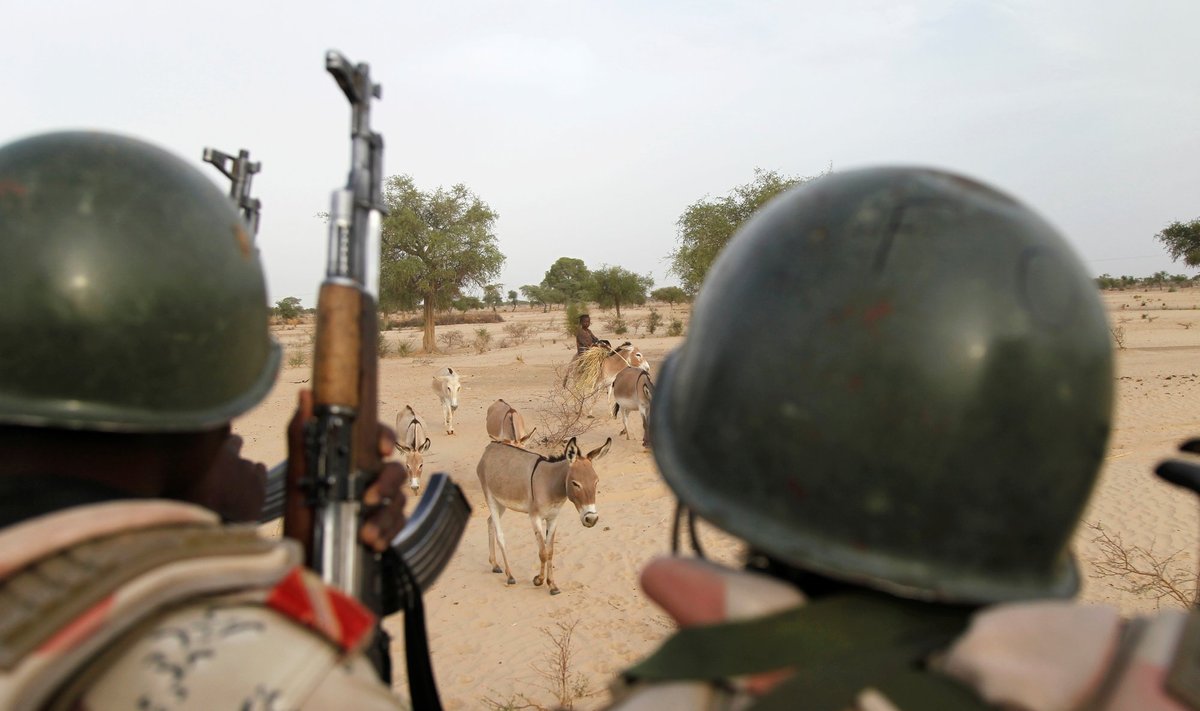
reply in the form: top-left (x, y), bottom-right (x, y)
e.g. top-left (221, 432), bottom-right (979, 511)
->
top-left (6, 1), bottom-right (1199, 307)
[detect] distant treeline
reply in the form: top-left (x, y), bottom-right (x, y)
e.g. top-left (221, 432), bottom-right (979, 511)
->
top-left (1096, 272), bottom-right (1200, 290)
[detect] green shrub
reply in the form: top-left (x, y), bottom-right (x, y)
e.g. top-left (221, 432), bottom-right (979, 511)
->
top-left (395, 339), bottom-right (414, 357)
top-left (377, 332), bottom-right (391, 358)
top-left (473, 328), bottom-right (493, 354)
top-left (667, 318), bottom-right (684, 337)
top-left (647, 309), bottom-right (663, 335)
top-left (287, 350), bottom-right (308, 368)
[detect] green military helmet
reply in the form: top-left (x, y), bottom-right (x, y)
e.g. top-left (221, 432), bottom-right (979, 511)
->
top-left (651, 167), bottom-right (1113, 604)
top-left (0, 131), bottom-right (281, 432)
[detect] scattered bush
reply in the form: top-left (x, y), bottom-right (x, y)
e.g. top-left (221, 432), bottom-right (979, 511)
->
top-left (667, 318), bottom-right (684, 337)
top-left (604, 316), bottom-right (627, 335)
top-left (377, 332), bottom-right (391, 358)
top-left (647, 309), bottom-right (663, 335)
top-left (502, 323), bottom-right (533, 345)
top-left (392, 311), bottom-right (504, 329)
top-left (395, 338), bottom-right (414, 357)
top-left (1111, 326), bottom-right (1126, 350)
top-left (286, 350), bottom-right (308, 368)
top-left (473, 328), bottom-right (493, 354)
top-left (438, 331), bottom-right (466, 350)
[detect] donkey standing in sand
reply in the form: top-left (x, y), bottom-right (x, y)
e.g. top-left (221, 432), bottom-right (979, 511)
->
top-left (395, 405), bottom-right (432, 493)
top-left (432, 367), bottom-right (461, 434)
top-left (611, 366), bottom-right (653, 448)
top-left (476, 436), bottom-right (611, 595)
top-left (485, 399), bottom-right (536, 447)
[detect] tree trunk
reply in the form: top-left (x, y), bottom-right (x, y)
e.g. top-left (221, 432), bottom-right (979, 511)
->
top-left (615, 298), bottom-right (622, 318)
top-left (423, 298), bottom-right (437, 352)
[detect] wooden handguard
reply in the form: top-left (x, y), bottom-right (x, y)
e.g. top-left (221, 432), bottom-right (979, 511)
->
top-left (313, 282), bottom-right (362, 409)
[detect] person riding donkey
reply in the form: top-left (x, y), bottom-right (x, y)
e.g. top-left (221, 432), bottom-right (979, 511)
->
top-left (0, 132), bottom-right (412, 709)
top-left (605, 167), bottom-right (1200, 710)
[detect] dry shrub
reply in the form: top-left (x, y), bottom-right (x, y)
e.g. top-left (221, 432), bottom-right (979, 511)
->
top-left (482, 619), bottom-right (593, 711)
top-left (473, 328), bottom-right (493, 354)
top-left (286, 350), bottom-right (308, 368)
top-left (532, 365), bottom-right (602, 452)
top-left (1087, 521), bottom-right (1197, 608)
top-left (438, 330), bottom-right (466, 350)
top-left (502, 322), bottom-right (533, 345)
top-left (394, 311), bottom-right (504, 328)
top-left (1110, 326), bottom-right (1126, 350)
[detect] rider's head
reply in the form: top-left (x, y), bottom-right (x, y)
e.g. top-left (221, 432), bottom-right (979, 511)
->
top-left (0, 131), bottom-right (280, 484)
top-left (651, 167), bottom-right (1113, 604)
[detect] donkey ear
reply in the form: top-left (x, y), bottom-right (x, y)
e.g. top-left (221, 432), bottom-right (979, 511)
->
top-left (564, 437), bottom-right (580, 462)
top-left (419, 438), bottom-right (432, 453)
top-left (587, 437), bottom-right (613, 462)
top-left (397, 442), bottom-right (412, 454)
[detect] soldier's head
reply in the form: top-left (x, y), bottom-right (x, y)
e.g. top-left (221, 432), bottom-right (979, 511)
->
top-left (0, 131), bottom-right (280, 488)
top-left (651, 167), bottom-right (1113, 605)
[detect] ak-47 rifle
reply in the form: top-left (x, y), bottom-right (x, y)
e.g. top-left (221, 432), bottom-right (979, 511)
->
top-left (272, 50), bottom-right (470, 709)
top-left (202, 147), bottom-right (262, 237)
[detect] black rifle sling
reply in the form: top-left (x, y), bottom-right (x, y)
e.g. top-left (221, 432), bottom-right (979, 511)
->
top-left (382, 548), bottom-right (443, 710)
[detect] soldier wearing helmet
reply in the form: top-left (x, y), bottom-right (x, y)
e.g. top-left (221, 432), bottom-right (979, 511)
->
top-left (607, 168), bottom-right (1199, 710)
top-left (0, 131), bottom-right (409, 709)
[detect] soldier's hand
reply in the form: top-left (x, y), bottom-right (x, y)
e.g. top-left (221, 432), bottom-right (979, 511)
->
top-left (285, 389), bottom-right (408, 554)
top-left (185, 429), bottom-right (267, 523)
top-left (640, 557), bottom-right (805, 695)
top-left (360, 424), bottom-right (408, 552)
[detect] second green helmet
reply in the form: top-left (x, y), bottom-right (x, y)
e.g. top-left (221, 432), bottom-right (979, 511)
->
top-left (652, 167), bottom-right (1113, 604)
top-left (0, 131), bottom-right (281, 432)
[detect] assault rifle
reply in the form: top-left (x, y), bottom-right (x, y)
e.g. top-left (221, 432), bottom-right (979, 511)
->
top-left (202, 147), bottom-right (262, 237)
top-left (273, 50), bottom-right (470, 709)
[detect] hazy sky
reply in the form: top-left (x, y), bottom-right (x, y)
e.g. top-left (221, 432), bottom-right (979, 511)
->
top-left (6, 1), bottom-right (1200, 306)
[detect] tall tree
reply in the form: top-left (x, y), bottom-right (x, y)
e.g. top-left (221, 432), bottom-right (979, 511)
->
top-left (589, 265), bottom-right (653, 317)
top-left (483, 283), bottom-right (503, 312)
top-left (520, 284), bottom-right (549, 312)
top-left (541, 257), bottom-right (591, 306)
top-left (507, 289), bottom-right (518, 311)
top-left (379, 175), bottom-right (504, 352)
top-left (651, 286), bottom-right (689, 308)
top-left (1155, 219), bottom-right (1200, 268)
top-left (669, 168), bottom-right (825, 295)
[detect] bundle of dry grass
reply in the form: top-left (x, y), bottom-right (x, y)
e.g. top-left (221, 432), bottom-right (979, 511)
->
top-left (562, 346), bottom-right (607, 393)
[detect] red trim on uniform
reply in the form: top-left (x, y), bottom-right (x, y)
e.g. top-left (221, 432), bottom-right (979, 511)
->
top-left (37, 595), bottom-right (115, 654)
top-left (266, 567), bottom-right (375, 652)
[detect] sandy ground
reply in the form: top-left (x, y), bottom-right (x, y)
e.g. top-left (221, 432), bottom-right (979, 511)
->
top-left (236, 290), bottom-right (1200, 709)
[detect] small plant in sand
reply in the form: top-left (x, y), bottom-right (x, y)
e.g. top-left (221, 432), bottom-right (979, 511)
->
top-left (646, 308), bottom-right (662, 335)
top-left (377, 332), bottom-right (391, 358)
top-left (286, 350), bottom-right (308, 368)
top-left (395, 338), bottom-right (415, 357)
top-left (628, 317), bottom-right (644, 336)
top-left (438, 330), bottom-right (465, 350)
top-left (473, 328), bottom-right (493, 354)
top-left (482, 619), bottom-right (593, 711)
top-left (1110, 326), bottom-right (1126, 350)
top-left (1086, 521), bottom-right (1198, 608)
top-left (503, 322), bottom-right (533, 345)
top-left (667, 317), bottom-right (684, 337)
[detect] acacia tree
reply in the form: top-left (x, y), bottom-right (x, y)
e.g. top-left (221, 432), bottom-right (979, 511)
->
top-left (507, 289), bottom-right (518, 311)
top-left (541, 257), bottom-right (591, 307)
top-left (589, 265), bottom-right (653, 317)
top-left (521, 284), bottom-right (549, 311)
top-left (669, 168), bottom-right (825, 295)
top-left (379, 175), bottom-right (504, 352)
top-left (651, 286), bottom-right (689, 308)
top-left (1155, 219), bottom-right (1200, 268)
top-left (483, 284), bottom-right (503, 312)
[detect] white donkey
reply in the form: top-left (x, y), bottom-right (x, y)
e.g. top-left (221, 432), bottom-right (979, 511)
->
top-left (485, 399), bottom-right (536, 447)
top-left (431, 367), bottom-right (461, 434)
top-left (395, 405), bottom-right (432, 493)
top-left (476, 436), bottom-right (611, 595)
top-left (611, 366), bottom-right (653, 448)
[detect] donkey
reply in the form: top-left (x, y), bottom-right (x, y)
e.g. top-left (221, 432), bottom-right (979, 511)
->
top-left (596, 342), bottom-right (649, 413)
top-left (395, 405), bottom-right (432, 493)
top-left (431, 367), bottom-right (461, 434)
top-left (611, 367), bottom-right (653, 447)
top-left (476, 436), bottom-right (611, 595)
top-left (486, 399), bottom-right (536, 447)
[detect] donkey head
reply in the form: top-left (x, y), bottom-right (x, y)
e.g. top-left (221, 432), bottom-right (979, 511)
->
top-left (563, 436), bottom-right (611, 528)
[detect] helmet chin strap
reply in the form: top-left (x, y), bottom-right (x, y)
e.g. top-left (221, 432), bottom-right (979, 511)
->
top-left (671, 501), bottom-right (708, 559)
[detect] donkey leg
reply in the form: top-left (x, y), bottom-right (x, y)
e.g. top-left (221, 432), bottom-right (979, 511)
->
top-left (490, 506), bottom-right (516, 585)
top-left (530, 515), bottom-right (550, 587)
top-left (544, 517), bottom-right (562, 595)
